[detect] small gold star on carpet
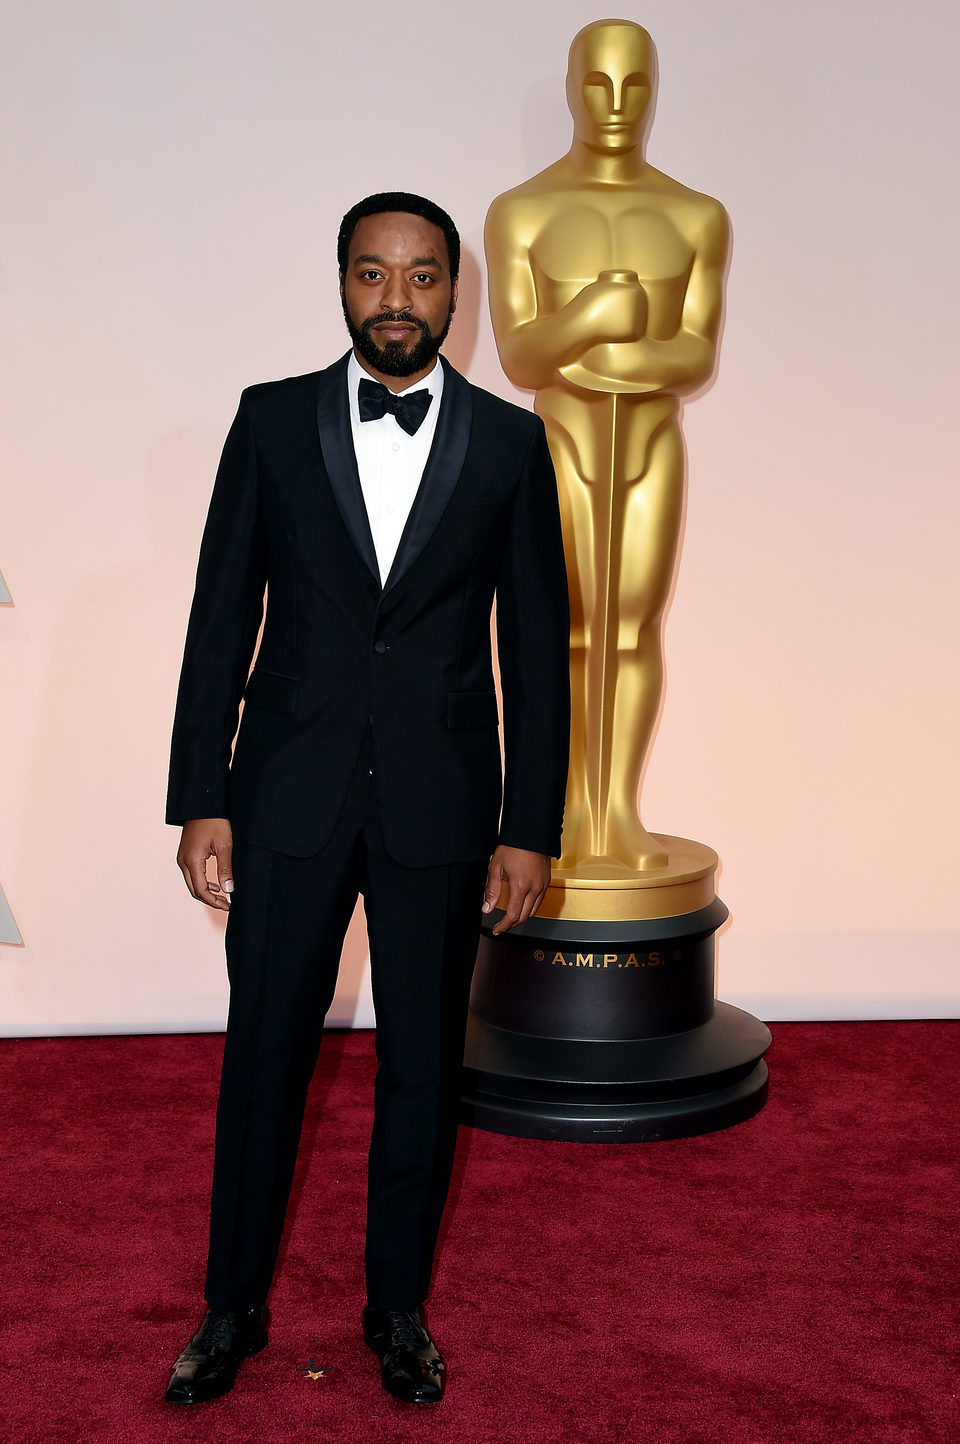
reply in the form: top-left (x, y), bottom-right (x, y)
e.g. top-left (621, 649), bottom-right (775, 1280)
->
top-left (297, 1358), bottom-right (335, 1381)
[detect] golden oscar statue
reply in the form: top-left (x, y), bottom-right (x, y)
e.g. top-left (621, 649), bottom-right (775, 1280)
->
top-left (462, 20), bottom-right (770, 1141)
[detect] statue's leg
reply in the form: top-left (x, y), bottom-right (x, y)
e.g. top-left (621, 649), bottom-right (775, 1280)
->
top-left (600, 417), bottom-right (684, 870)
top-left (536, 403), bottom-right (600, 868)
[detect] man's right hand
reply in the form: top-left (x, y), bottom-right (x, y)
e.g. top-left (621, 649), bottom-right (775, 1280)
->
top-left (177, 818), bottom-right (234, 911)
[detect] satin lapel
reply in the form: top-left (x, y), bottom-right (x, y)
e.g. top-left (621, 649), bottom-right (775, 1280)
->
top-left (315, 352), bottom-right (381, 584)
top-left (383, 357), bottom-right (474, 594)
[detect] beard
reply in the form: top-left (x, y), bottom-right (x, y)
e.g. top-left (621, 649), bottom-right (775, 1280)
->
top-left (341, 299), bottom-right (453, 378)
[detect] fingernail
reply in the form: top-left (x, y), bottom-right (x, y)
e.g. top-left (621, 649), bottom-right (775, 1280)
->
top-left (482, 901), bottom-right (491, 913)
top-left (224, 879), bottom-right (234, 893)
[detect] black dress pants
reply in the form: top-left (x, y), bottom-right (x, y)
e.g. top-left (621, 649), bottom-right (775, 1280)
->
top-left (204, 732), bottom-right (488, 1311)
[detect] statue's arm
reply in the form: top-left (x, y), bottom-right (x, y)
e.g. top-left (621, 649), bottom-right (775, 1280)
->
top-left (484, 198), bottom-right (639, 390)
top-left (632, 201), bottom-right (731, 395)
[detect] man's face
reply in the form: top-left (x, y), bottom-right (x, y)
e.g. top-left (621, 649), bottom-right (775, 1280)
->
top-left (566, 24), bottom-right (655, 153)
top-left (340, 211), bottom-right (458, 382)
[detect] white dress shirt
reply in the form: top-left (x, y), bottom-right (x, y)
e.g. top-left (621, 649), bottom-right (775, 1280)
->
top-left (347, 351), bottom-right (444, 586)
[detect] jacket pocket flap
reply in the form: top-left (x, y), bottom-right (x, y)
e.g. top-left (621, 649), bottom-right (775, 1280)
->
top-left (243, 669), bottom-right (299, 713)
top-left (447, 690), bottom-right (499, 729)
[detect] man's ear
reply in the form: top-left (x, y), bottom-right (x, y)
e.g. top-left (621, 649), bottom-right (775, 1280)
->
top-left (450, 276), bottom-right (459, 314)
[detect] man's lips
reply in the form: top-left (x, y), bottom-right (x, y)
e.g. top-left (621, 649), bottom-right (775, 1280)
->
top-left (375, 321), bottom-right (417, 337)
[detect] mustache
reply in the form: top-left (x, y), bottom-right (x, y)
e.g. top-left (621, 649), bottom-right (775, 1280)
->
top-left (361, 310), bottom-right (431, 339)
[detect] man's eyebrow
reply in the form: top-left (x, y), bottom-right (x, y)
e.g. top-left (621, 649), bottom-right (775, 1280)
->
top-left (352, 253), bottom-right (442, 269)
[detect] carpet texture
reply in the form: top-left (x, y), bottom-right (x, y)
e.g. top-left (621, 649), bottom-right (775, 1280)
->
top-left (0, 1022), bottom-right (957, 1442)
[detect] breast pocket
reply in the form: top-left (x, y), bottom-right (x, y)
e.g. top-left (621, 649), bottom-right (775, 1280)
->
top-left (243, 669), bottom-right (299, 713)
top-left (444, 502), bottom-right (503, 514)
top-left (442, 501), bottom-right (505, 531)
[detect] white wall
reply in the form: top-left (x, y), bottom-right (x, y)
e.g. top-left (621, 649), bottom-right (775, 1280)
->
top-left (1, 0), bottom-right (957, 1033)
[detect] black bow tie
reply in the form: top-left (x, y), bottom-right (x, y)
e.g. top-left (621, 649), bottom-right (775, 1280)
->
top-left (358, 377), bottom-right (433, 436)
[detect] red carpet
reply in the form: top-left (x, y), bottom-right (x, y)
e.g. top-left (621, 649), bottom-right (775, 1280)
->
top-left (0, 1023), bottom-right (957, 1442)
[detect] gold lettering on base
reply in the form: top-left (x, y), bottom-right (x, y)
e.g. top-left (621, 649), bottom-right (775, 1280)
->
top-left (528, 949), bottom-right (680, 971)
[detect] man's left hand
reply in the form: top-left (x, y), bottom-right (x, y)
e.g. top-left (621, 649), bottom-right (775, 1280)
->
top-left (482, 846), bottom-right (552, 935)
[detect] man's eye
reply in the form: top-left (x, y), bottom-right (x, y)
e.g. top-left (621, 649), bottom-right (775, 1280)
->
top-left (361, 270), bottom-right (382, 281)
top-left (412, 273), bottom-right (433, 284)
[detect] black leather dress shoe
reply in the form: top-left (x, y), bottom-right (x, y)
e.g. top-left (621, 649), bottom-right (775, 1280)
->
top-left (362, 1306), bottom-right (445, 1403)
top-left (165, 1305), bottom-right (268, 1405)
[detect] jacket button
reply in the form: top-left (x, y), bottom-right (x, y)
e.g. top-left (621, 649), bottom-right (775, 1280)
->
top-left (374, 640), bottom-right (388, 654)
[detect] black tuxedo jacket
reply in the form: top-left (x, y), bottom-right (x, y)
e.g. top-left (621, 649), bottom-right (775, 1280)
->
top-left (166, 352), bottom-right (570, 866)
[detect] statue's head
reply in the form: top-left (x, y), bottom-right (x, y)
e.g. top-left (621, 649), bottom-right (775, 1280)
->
top-left (566, 19), bottom-right (656, 153)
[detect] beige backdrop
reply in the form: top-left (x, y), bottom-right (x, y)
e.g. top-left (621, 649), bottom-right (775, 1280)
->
top-left (2, 0), bottom-right (958, 1033)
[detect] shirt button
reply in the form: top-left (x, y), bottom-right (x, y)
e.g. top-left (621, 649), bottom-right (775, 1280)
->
top-left (392, 442), bottom-right (400, 452)
top-left (374, 640), bottom-right (388, 654)
top-left (386, 502), bottom-right (396, 513)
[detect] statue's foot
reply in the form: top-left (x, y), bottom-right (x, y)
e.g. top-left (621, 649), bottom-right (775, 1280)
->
top-left (555, 837), bottom-right (670, 879)
top-left (603, 820), bottom-right (670, 873)
top-left (555, 809), bottom-right (670, 876)
top-left (625, 841), bottom-right (670, 872)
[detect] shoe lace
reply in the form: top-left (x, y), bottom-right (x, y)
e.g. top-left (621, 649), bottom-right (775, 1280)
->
top-left (384, 1310), bottom-right (428, 1353)
top-left (199, 1311), bottom-right (238, 1354)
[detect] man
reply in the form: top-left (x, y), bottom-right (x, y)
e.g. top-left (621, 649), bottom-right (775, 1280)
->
top-left (164, 192), bottom-right (570, 1406)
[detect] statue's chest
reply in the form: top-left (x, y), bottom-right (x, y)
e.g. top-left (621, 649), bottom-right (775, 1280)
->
top-left (531, 204), bottom-right (693, 301)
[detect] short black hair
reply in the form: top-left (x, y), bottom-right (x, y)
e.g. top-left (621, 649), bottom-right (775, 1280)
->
top-left (337, 192), bottom-right (460, 280)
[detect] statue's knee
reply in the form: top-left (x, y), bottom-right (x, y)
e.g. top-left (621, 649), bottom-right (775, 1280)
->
top-left (617, 616), bottom-right (663, 650)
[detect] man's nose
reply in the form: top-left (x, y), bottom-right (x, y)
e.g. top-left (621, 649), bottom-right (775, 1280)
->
top-left (383, 273), bottom-right (413, 312)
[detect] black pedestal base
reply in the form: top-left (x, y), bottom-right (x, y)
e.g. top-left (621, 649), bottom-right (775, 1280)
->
top-left (462, 1002), bottom-right (769, 1142)
top-left (460, 901), bottom-right (771, 1142)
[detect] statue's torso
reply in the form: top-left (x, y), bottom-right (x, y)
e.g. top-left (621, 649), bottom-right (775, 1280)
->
top-left (507, 171), bottom-right (712, 396)
top-left (535, 203), bottom-right (691, 359)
